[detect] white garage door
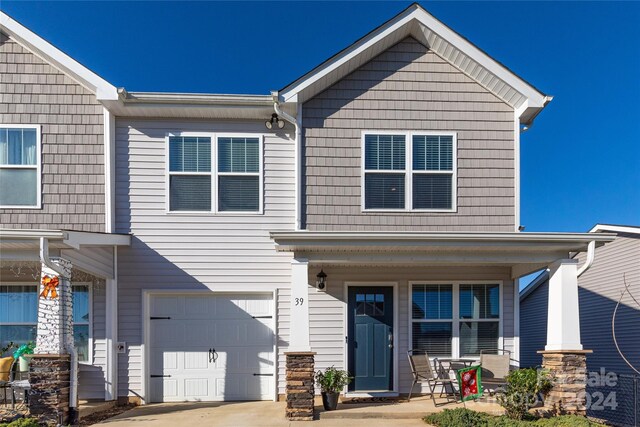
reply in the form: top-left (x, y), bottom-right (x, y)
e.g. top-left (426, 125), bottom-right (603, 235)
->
top-left (149, 293), bottom-right (274, 402)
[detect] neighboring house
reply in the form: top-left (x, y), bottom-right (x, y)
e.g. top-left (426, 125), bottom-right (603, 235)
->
top-left (0, 3), bottom-right (616, 407)
top-left (520, 224), bottom-right (640, 374)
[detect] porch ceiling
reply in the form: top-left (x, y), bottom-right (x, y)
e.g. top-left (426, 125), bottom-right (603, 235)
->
top-left (270, 231), bottom-right (616, 278)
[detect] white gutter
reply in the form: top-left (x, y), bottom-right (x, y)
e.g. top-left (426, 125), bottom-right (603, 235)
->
top-left (39, 237), bottom-right (66, 276)
top-left (577, 240), bottom-right (596, 278)
top-left (272, 93), bottom-right (302, 230)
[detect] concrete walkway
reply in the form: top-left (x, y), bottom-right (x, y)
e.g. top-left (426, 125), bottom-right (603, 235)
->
top-left (94, 397), bottom-right (503, 426)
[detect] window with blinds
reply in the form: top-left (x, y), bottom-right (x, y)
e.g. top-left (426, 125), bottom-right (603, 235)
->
top-left (411, 284), bottom-right (453, 357)
top-left (169, 136), bottom-right (212, 211)
top-left (167, 135), bottom-right (262, 213)
top-left (363, 134), bottom-right (406, 209)
top-left (0, 126), bottom-right (40, 207)
top-left (218, 137), bottom-right (260, 212)
top-left (411, 283), bottom-right (500, 358)
top-left (363, 132), bottom-right (455, 211)
top-left (459, 284), bottom-right (500, 356)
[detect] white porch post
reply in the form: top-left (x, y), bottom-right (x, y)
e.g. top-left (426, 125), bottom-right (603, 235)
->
top-left (36, 258), bottom-right (73, 355)
top-left (545, 258), bottom-right (582, 351)
top-left (289, 258), bottom-right (311, 352)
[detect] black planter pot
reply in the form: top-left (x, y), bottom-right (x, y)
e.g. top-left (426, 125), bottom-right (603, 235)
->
top-left (321, 391), bottom-right (340, 410)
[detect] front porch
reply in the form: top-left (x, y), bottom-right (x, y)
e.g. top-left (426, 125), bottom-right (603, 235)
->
top-left (0, 228), bottom-right (130, 423)
top-left (271, 231), bottom-right (616, 419)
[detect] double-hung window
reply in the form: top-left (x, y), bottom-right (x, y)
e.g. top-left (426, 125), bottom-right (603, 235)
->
top-left (362, 132), bottom-right (456, 211)
top-left (459, 284), bottom-right (500, 356)
top-left (0, 125), bottom-right (40, 208)
top-left (168, 136), bottom-right (212, 211)
top-left (167, 134), bottom-right (262, 213)
top-left (0, 284), bottom-right (92, 362)
top-left (411, 283), bottom-right (500, 358)
top-left (217, 137), bottom-right (261, 212)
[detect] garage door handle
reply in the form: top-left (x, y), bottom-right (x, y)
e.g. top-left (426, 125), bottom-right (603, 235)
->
top-left (253, 373), bottom-right (274, 376)
top-left (151, 375), bottom-right (171, 378)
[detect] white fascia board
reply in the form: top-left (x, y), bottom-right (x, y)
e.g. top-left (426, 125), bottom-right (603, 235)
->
top-left (270, 231), bottom-right (616, 244)
top-left (0, 229), bottom-right (66, 240)
top-left (279, 5), bottom-right (548, 110)
top-left (64, 231), bottom-right (131, 249)
top-left (411, 8), bottom-right (547, 108)
top-left (121, 91), bottom-right (274, 105)
top-left (0, 12), bottom-right (118, 100)
top-left (589, 224), bottom-right (640, 235)
top-left (278, 8), bottom-right (416, 102)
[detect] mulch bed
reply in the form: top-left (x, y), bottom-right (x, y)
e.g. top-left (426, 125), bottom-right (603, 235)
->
top-left (77, 404), bottom-right (136, 427)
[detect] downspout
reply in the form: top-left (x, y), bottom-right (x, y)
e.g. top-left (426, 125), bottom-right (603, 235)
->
top-left (39, 237), bottom-right (79, 412)
top-left (577, 240), bottom-right (596, 278)
top-left (271, 93), bottom-right (302, 230)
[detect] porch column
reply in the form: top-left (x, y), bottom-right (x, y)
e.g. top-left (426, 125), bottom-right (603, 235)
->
top-left (30, 257), bottom-right (76, 425)
top-left (289, 258), bottom-right (311, 351)
top-left (286, 259), bottom-right (315, 421)
top-left (545, 259), bottom-right (582, 351)
top-left (539, 258), bottom-right (590, 415)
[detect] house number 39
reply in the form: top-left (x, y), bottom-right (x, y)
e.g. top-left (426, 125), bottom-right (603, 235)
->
top-left (295, 298), bottom-right (304, 306)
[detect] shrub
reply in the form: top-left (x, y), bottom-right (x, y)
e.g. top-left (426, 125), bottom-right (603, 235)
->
top-left (533, 415), bottom-right (604, 426)
top-left (0, 418), bottom-right (41, 427)
top-left (424, 408), bottom-right (490, 427)
top-left (314, 366), bottom-right (352, 393)
top-left (498, 368), bottom-right (553, 420)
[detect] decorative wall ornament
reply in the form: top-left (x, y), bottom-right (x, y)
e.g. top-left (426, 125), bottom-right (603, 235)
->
top-left (40, 275), bottom-right (60, 299)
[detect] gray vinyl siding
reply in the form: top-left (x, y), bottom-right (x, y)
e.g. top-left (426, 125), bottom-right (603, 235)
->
top-left (302, 37), bottom-right (515, 231)
top-left (0, 33), bottom-right (106, 231)
top-left (305, 265), bottom-right (515, 395)
top-left (114, 119), bottom-right (295, 398)
top-left (576, 233), bottom-right (640, 376)
top-left (519, 233), bottom-right (640, 375)
top-left (276, 288), bottom-right (291, 395)
top-left (519, 275), bottom-right (548, 368)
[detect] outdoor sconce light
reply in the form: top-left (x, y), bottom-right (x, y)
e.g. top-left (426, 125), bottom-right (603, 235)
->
top-left (316, 269), bottom-right (327, 291)
top-left (265, 113), bottom-right (285, 130)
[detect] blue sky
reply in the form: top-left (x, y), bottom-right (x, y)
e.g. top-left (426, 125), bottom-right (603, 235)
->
top-left (3, 1), bottom-right (639, 236)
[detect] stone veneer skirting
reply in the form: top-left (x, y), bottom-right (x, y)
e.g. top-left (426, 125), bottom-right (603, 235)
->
top-left (285, 352), bottom-right (316, 421)
top-left (28, 354), bottom-right (71, 426)
top-left (539, 350), bottom-right (591, 415)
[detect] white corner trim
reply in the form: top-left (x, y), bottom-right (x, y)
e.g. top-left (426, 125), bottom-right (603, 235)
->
top-left (103, 108), bottom-right (115, 233)
top-left (514, 103), bottom-right (527, 231)
top-left (0, 12), bottom-right (118, 100)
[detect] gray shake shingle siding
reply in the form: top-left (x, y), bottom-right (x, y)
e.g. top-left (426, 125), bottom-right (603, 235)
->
top-left (302, 37), bottom-right (515, 231)
top-left (0, 32), bottom-right (105, 232)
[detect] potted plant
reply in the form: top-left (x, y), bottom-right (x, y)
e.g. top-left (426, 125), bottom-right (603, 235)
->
top-left (13, 342), bottom-right (35, 372)
top-left (315, 366), bottom-right (352, 411)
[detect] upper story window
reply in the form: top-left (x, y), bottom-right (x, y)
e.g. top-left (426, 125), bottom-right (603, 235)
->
top-left (0, 125), bottom-right (41, 208)
top-left (362, 132), bottom-right (456, 212)
top-left (167, 134), bottom-right (262, 213)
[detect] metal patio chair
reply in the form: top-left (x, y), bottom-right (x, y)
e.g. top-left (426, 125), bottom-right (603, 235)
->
top-left (480, 349), bottom-right (512, 394)
top-left (407, 350), bottom-right (462, 406)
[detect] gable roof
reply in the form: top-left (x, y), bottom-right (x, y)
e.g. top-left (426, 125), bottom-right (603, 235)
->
top-left (0, 11), bottom-right (118, 100)
top-left (277, 3), bottom-right (552, 125)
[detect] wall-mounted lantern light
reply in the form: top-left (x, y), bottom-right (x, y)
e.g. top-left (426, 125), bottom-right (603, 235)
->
top-left (316, 269), bottom-right (327, 291)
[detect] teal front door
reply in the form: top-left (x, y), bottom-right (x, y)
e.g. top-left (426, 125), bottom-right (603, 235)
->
top-left (347, 286), bottom-right (394, 391)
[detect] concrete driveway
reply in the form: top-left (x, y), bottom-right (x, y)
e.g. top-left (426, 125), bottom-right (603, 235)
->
top-left (94, 401), bottom-right (430, 427)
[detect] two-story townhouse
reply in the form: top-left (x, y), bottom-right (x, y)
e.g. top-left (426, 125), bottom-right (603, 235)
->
top-left (0, 3), bottom-right (616, 416)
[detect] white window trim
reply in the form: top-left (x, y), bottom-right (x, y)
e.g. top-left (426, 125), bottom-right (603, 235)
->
top-left (165, 132), bottom-right (264, 215)
top-left (408, 280), bottom-right (503, 361)
top-left (0, 282), bottom-right (93, 364)
top-left (0, 124), bottom-right (42, 209)
top-left (360, 130), bottom-right (457, 213)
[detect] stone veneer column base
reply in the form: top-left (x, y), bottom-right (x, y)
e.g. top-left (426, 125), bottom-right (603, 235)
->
top-left (285, 352), bottom-right (316, 421)
top-left (538, 350), bottom-right (592, 416)
top-left (28, 354), bottom-right (71, 426)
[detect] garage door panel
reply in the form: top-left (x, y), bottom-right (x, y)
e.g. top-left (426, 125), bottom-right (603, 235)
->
top-left (149, 293), bottom-right (274, 402)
